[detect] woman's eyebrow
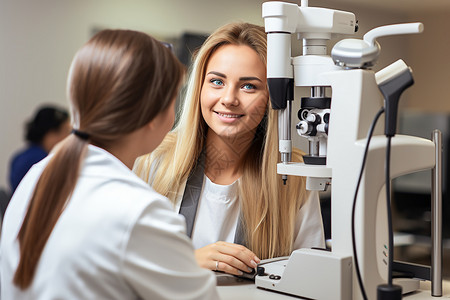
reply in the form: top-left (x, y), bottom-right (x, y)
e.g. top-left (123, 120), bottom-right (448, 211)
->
top-left (207, 71), bottom-right (226, 78)
top-left (239, 76), bottom-right (262, 82)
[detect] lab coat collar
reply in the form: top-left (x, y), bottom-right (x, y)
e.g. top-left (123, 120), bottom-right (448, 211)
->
top-left (78, 145), bottom-right (148, 188)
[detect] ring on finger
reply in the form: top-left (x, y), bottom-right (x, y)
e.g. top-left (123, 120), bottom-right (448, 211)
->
top-left (215, 261), bottom-right (219, 271)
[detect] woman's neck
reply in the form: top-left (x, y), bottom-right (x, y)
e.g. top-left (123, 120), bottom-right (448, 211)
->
top-left (103, 126), bottom-right (149, 170)
top-left (204, 129), bottom-right (254, 185)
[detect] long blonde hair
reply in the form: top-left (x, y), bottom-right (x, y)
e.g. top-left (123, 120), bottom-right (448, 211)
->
top-left (14, 29), bottom-right (184, 289)
top-left (134, 22), bottom-right (307, 259)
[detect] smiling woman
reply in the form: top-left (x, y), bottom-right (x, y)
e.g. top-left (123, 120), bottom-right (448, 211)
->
top-left (134, 22), bottom-right (325, 278)
top-left (200, 44), bottom-right (269, 180)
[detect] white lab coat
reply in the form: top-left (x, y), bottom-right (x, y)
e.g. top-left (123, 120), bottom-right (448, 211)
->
top-left (0, 145), bottom-right (218, 300)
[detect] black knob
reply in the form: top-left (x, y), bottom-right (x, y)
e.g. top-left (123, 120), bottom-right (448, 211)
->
top-left (256, 266), bottom-right (266, 276)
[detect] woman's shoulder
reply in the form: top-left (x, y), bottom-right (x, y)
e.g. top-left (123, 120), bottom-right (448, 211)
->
top-left (110, 183), bottom-right (185, 237)
top-left (97, 171), bottom-right (166, 202)
top-left (79, 174), bottom-right (176, 227)
top-left (11, 145), bottom-right (47, 168)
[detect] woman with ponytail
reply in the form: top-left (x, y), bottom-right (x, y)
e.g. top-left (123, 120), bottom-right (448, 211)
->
top-left (0, 29), bottom-right (218, 299)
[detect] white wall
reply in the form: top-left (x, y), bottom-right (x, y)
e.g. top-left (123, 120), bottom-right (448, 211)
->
top-left (0, 0), bottom-right (448, 190)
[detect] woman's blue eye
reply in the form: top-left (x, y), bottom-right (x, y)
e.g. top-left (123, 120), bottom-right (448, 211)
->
top-left (211, 79), bottom-right (223, 86)
top-left (243, 83), bottom-right (256, 90)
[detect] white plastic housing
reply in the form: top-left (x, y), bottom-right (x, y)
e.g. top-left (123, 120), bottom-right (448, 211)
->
top-left (263, 1), bottom-right (356, 37)
top-left (364, 23), bottom-right (424, 46)
top-left (375, 59), bottom-right (410, 86)
top-left (267, 33), bottom-right (293, 78)
top-left (292, 55), bottom-right (340, 86)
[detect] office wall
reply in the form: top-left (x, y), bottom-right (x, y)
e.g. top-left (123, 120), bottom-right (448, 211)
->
top-left (404, 10), bottom-right (450, 113)
top-left (0, 0), bottom-right (448, 189)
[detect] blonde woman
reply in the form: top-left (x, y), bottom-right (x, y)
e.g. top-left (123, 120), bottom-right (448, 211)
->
top-left (135, 22), bottom-right (325, 277)
top-left (0, 30), bottom-right (218, 299)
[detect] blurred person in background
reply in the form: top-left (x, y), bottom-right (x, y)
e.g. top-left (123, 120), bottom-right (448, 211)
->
top-left (9, 105), bottom-right (70, 193)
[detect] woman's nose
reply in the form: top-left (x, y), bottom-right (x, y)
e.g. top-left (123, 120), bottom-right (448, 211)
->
top-left (220, 87), bottom-right (239, 107)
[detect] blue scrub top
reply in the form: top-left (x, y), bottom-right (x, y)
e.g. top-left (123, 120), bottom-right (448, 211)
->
top-left (9, 144), bottom-right (47, 193)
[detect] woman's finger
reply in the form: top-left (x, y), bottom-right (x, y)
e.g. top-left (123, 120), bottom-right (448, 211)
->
top-left (214, 242), bottom-right (259, 268)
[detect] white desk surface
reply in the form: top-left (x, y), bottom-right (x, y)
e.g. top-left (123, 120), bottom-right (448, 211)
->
top-left (217, 274), bottom-right (450, 299)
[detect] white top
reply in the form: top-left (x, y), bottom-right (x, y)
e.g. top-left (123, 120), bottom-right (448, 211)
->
top-left (0, 145), bottom-right (218, 300)
top-left (180, 176), bottom-right (325, 250)
top-left (191, 177), bottom-right (240, 249)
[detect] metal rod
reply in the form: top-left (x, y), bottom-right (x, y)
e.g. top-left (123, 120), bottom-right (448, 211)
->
top-left (309, 140), bottom-right (319, 156)
top-left (311, 86), bottom-right (326, 98)
top-left (278, 101), bottom-right (292, 163)
top-left (431, 129), bottom-right (442, 297)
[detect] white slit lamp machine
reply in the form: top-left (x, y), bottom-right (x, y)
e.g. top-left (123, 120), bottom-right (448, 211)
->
top-left (255, 1), bottom-right (443, 300)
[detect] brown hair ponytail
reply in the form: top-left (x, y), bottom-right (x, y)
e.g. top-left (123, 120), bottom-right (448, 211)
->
top-left (13, 29), bottom-right (184, 289)
top-left (14, 136), bottom-right (88, 288)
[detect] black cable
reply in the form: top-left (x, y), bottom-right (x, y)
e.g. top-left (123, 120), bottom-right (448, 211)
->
top-left (352, 107), bottom-right (385, 300)
top-left (385, 136), bottom-right (393, 286)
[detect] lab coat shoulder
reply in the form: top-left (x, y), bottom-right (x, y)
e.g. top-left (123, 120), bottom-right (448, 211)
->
top-left (1, 146), bottom-right (219, 300)
top-left (75, 148), bottom-right (219, 299)
top-left (121, 199), bottom-right (218, 300)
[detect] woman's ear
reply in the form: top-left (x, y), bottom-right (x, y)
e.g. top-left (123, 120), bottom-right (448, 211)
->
top-left (146, 115), bottom-right (162, 132)
top-left (146, 119), bottom-right (156, 131)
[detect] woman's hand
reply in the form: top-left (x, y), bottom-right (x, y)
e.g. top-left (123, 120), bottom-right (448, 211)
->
top-left (195, 241), bottom-right (260, 276)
